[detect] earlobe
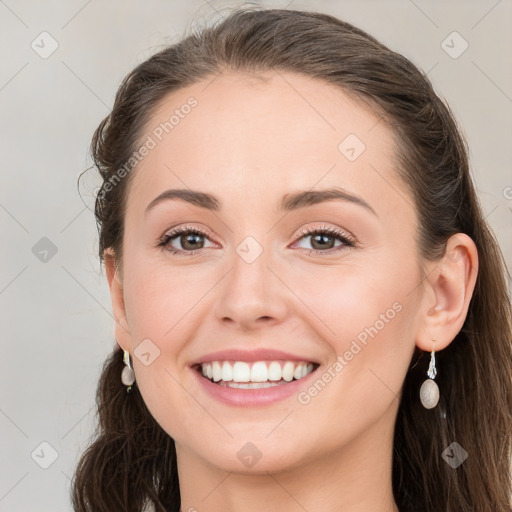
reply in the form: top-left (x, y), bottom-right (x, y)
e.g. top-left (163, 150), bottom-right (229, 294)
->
top-left (416, 233), bottom-right (479, 352)
top-left (104, 249), bottom-right (131, 350)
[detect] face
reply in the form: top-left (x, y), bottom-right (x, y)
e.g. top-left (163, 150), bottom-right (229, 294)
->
top-left (114, 71), bottom-right (428, 474)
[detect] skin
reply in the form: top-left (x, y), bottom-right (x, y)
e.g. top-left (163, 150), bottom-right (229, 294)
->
top-left (105, 70), bottom-right (478, 512)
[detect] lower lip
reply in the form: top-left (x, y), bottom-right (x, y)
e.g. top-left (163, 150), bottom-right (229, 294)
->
top-left (192, 367), bottom-right (318, 407)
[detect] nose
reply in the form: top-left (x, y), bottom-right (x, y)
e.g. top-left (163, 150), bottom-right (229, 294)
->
top-left (214, 243), bottom-right (289, 331)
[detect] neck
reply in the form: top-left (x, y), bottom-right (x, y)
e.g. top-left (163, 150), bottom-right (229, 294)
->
top-left (177, 404), bottom-right (400, 512)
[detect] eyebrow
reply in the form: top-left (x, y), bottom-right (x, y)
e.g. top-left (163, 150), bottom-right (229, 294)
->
top-left (144, 187), bottom-right (377, 216)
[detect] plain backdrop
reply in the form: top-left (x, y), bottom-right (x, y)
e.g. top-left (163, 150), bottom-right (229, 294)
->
top-left (1, 0), bottom-right (511, 510)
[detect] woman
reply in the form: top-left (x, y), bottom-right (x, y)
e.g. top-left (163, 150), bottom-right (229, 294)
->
top-left (72, 7), bottom-right (512, 512)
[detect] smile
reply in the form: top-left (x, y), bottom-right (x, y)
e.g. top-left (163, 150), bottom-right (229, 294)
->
top-left (197, 360), bottom-right (317, 389)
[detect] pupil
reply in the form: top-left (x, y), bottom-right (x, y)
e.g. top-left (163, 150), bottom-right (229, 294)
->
top-left (312, 234), bottom-right (333, 250)
top-left (182, 233), bottom-right (203, 250)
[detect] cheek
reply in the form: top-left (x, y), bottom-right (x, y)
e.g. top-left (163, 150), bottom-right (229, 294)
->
top-left (134, 359), bottom-right (200, 440)
top-left (292, 259), bottom-right (412, 345)
top-left (292, 258), bottom-right (420, 397)
top-left (291, 297), bottom-right (417, 450)
top-left (122, 254), bottom-right (203, 340)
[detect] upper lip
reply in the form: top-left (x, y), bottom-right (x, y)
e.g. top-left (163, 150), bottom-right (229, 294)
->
top-left (191, 348), bottom-right (319, 365)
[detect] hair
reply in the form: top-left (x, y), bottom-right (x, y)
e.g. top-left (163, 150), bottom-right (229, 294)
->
top-left (72, 7), bottom-right (512, 512)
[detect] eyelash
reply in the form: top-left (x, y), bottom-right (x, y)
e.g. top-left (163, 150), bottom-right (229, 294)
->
top-left (157, 224), bottom-right (356, 256)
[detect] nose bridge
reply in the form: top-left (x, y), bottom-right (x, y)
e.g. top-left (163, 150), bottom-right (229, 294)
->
top-left (230, 234), bottom-right (272, 303)
top-left (214, 233), bottom-right (287, 327)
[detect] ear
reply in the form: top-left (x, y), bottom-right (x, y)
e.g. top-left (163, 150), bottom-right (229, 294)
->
top-left (104, 249), bottom-right (131, 352)
top-left (416, 233), bottom-right (479, 352)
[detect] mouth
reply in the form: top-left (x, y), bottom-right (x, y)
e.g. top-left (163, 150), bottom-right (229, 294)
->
top-left (193, 360), bottom-right (319, 389)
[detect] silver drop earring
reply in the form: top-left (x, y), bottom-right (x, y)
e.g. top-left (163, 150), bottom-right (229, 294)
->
top-left (419, 347), bottom-right (439, 409)
top-left (121, 349), bottom-right (135, 393)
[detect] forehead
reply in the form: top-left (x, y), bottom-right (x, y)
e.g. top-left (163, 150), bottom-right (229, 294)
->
top-left (125, 70), bottom-right (402, 219)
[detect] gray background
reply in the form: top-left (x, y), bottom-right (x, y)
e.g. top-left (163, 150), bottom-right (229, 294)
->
top-left (1, 0), bottom-right (511, 510)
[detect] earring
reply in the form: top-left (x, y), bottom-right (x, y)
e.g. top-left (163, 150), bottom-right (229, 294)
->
top-left (121, 349), bottom-right (135, 393)
top-left (419, 348), bottom-right (439, 409)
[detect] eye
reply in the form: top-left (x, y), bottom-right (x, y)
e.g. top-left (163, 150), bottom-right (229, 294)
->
top-left (292, 225), bottom-right (355, 255)
top-left (158, 225), bottom-right (216, 255)
top-left (157, 224), bottom-right (356, 257)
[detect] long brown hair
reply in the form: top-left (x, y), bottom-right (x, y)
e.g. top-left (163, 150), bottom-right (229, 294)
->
top-left (72, 8), bottom-right (512, 511)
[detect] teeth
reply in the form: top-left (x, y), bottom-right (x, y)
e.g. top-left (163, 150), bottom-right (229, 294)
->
top-left (221, 361), bottom-right (233, 381)
top-left (268, 361), bottom-right (282, 381)
top-left (199, 360), bottom-right (315, 385)
top-left (219, 381), bottom-right (282, 389)
top-left (282, 361), bottom-right (295, 382)
top-left (212, 361), bottom-right (222, 382)
top-left (251, 361), bottom-right (268, 382)
top-left (233, 362), bottom-right (251, 382)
